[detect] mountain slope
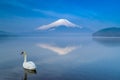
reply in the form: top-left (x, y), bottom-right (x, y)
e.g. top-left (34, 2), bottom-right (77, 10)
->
top-left (92, 27), bottom-right (120, 37)
top-left (0, 31), bottom-right (10, 36)
top-left (37, 19), bottom-right (81, 30)
top-left (0, 30), bottom-right (16, 37)
top-left (22, 19), bottom-right (92, 36)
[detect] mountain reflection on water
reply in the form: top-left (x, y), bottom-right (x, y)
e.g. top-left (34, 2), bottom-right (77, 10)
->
top-left (37, 43), bottom-right (78, 55)
top-left (0, 36), bottom-right (120, 80)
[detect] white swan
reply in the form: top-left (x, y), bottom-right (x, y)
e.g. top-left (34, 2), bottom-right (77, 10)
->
top-left (21, 51), bottom-right (36, 70)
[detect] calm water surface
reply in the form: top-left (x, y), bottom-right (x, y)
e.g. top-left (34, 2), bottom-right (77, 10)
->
top-left (0, 36), bottom-right (120, 80)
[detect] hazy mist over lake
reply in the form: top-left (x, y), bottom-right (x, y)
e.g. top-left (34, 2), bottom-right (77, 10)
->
top-left (0, 35), bottom-right (120, 80)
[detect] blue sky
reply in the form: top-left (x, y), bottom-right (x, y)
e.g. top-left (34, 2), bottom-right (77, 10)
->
top-left (0, 0), bottom-right (120, 32)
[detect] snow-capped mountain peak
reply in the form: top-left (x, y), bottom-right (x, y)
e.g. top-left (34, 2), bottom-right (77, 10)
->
top-left (53, 19), bottom-right (77, 27)
top-left (37, 19), bottom-right (81, 30)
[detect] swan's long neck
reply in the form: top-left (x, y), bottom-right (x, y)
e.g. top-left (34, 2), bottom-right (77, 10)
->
top-left (24, 54), bottom-right (27, 62)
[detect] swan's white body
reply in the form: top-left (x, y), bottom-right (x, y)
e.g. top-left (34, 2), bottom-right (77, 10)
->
top-left (21, 52), bottom-right (36, 70)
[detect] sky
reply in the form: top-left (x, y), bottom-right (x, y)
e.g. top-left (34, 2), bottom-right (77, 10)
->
top-left (0, 0), bottom-right (120, 32)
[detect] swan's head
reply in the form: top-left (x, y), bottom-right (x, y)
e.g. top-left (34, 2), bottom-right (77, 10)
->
top-left (21, 51), bottom-right (26, 55)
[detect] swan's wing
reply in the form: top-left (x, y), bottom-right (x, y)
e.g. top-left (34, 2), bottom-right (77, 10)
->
top-left (23, 61), bottom-right (36, 70)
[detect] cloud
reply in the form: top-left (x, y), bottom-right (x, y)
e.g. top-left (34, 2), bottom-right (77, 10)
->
top-left (32, 9), bottom-right (78, 19)
top-left (0, 0), bottom-right (29, 10)
top-left (37, 44), bottom-right (78, 55)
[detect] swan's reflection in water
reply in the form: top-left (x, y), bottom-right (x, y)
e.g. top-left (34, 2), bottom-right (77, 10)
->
top-left (23, 69), bottom-right (37, 80)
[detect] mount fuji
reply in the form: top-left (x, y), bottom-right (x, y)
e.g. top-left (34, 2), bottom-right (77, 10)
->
top-left (26, 19), bottom-right (92, 36)
top-left (37, 19), bottom-right (81, 31)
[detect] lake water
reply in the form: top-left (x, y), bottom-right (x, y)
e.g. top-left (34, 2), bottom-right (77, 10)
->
top-left (0, 36), bottom-right (120, 80)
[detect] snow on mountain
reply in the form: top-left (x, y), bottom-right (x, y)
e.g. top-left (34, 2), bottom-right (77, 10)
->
top-left (37, 19), bottom-right (81, 30)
